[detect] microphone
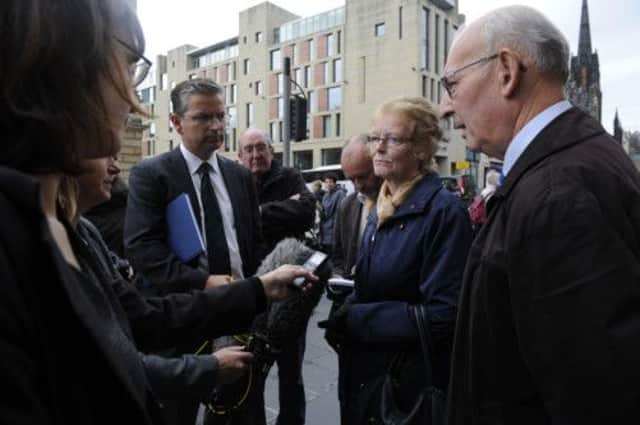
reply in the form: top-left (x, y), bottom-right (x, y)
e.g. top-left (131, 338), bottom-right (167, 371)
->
top-left (206, 239), bottom-right (331, 414)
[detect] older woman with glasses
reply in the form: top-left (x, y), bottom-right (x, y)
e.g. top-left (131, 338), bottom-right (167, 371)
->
top-left (0, 1), bottom-right (314, 424)
top-left (322, 97), bottom-right (473, 424)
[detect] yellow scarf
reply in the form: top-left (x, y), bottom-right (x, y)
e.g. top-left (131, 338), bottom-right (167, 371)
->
top-left (375, 174), bottom-right (424, 228)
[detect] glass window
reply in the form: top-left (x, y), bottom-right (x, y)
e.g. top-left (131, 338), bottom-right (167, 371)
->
top-left (255, 80), bottom-right (263, 96)
top-left (270, 49), bottom-right (281, 71)
top-left (322, 148), bottom-right (342, 165)
top-left (269, 121), bottom-right (276, 141)
top-left (246, 103), bottom-right (254, 128)
top-left (290, 44), bottom-right (296, 65)
top-left (336, 113), bottom-right (341, 137)
top-left (305, 66), bottom-right (311, 88)
top-left (278, 73), bottom-right (284, 95)
top-left (327, 33), bottom-right (335, 56)
top-left (323, 62), bottom-right (330, 85)
top-left (278, 97), bottom-right (284, 119)
top-left (227, 106), bottom-right (237, 128)
top-left (328, 87), bottom-right (342, 110)
top-left (295, 68), bottom-right (303, 88)
top-left (421, 8), bottom-right (430, 70)
top-left (308, 39), bottom-right (315, 61)
top-left (244, 58), bottom-right (250, 75)
top-left (333, 59), bottom-right (342, 82)
top-left (375, 23), bottom-right (385, 37)
top-left (435, 15), bottom-right (440, 73)
top-left (399, 7), bottom-right (403, 39)
top-left (293, 150), bottom-right (313, 170)
top-left (229, 62), bottom-right (236, 80)
top-left (255, 31), bottom-right (263, 43)
top-left (309, 90), bottom-right (317, 113)
top-left (337, 31), bottom-right (342, 54)
top-left (322, 115), bottom-right (332, 138)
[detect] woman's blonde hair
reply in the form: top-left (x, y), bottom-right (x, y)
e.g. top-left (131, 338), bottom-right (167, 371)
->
top-left (374, 97), bottom-right (442, 174)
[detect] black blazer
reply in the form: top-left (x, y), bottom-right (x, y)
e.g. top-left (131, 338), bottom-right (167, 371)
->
top-left (125, 148), bottom-right (262, 293)
top-left (333, 193), bottom-right (363, 277)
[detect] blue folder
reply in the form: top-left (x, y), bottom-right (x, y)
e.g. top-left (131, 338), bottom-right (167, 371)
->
top-left (166, 193), bottom-right (205, 262)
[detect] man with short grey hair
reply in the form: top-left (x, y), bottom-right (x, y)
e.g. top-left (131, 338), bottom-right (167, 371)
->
top-left (440, 6), bottom-right (640, 424)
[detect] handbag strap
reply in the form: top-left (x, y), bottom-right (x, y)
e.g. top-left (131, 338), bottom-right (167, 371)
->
top-left (412, 304), bottom-right (435, 386)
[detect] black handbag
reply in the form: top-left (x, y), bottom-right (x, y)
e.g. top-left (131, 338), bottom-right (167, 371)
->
top-left (380, 305), bottom-right (446, 425)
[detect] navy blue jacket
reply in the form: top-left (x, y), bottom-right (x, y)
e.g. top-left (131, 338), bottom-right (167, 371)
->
top-left (341, 173), bottom-right (473, 423)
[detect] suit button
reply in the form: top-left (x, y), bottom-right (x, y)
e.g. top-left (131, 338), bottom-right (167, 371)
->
top-left (359, 383), bottom-right (365, 390)
top-left (399, 223), bottom-right (405, 230)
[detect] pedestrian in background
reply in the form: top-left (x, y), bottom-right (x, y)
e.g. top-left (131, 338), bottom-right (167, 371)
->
top-left (319, 173), bottom-right (346, 255)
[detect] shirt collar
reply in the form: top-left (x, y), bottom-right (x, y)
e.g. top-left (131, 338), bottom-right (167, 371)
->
top-left (179, 144), bottom-right (220, 176)
top-left (502, 100), bottom-right (572, 177)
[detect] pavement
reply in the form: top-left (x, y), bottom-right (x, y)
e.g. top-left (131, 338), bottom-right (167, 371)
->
top-left (263, 295), bottom-right (340, 425)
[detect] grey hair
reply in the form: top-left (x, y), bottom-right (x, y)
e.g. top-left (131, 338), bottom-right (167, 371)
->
top-left (478, 5), bottom-right (570, 83)
top-left (170, 78), bottom-right (223, 116)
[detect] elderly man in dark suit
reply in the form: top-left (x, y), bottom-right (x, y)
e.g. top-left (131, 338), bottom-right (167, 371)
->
top-left (124, 78), bottom-right (262, 425)
top-left (333, 135), bottom-right (382, 279)
top-left (327, 134), bottom-right (381, 425)
top-left (237, 128), bottom-right (315, 425)
top-left (439, 6), bottom-right (640, 424)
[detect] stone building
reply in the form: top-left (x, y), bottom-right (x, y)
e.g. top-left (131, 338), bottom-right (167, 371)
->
top-left (137, 0), bottom-right (476, 179)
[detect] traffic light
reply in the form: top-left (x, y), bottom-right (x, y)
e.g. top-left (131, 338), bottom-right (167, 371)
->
top-left (289, 95), bottom-right (307, 141)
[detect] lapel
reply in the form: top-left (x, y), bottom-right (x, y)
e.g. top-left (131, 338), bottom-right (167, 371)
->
top-left (495, 107), bottom-right (605, 202)
top-left (166, 147), bottom-right (203, 225)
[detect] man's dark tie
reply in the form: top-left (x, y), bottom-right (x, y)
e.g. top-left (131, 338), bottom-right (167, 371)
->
top-left (197, 162), bottom-right (231, 275)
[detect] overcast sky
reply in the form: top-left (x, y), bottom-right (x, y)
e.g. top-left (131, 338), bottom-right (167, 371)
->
top-left (138, 0), bottom-right (640, 133)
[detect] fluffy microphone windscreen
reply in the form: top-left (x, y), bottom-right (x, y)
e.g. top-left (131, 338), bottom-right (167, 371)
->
top-left (251, 238), bottom-right (331, 350)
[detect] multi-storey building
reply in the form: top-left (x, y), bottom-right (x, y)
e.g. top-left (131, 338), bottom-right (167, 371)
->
top-left (138, 0), bottom-right (478, 179)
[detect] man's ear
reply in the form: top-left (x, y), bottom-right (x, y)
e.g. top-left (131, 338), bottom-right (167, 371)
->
top-left (169, 113), bottom-right (183, 135)
top-left (497, 49), bottom-right (525, 98)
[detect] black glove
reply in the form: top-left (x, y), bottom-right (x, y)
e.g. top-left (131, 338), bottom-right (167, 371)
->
top-left (318, 302), bottom-right (351, 352)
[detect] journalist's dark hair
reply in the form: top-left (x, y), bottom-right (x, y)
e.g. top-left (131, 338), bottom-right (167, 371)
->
top-left (171, 78), bottom-right (224, 116)
top-left (0, 0), bottom-right (145, 175)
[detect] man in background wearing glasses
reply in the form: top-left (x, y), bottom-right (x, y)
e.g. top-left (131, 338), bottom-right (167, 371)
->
top-left (440, 5), bottom-right (640, 424)
top-left (236, 127), bottom-right (315, 425)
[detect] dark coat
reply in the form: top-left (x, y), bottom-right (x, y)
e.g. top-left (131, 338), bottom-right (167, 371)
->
top-left (0, 167), bottom-right (161, 425)
top-left (332, 192), bottom-right (364, 277)
top-left (448, 107), bottom-right (640, 424)
top-left (124, 148), bottom-right (262, 293)
top-left (84, 176), bottom-right (128, 258)
top-left (343, 174), bottom-right (473, 424)
top-left (255, 160), bottom-right (315, 255)
top-left (319, 187), bottom-right (346, 246)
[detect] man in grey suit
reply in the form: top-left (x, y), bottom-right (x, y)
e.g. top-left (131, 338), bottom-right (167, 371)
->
top-left (333, 135), bottom-right (382, 278)
top-left (124, 78), bottom-right (262, 425)
top-left (326, 135), bottom-right (381, 425)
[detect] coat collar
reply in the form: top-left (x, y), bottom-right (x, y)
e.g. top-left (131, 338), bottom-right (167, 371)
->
top-left (496, 107), bottom-right (605, 200)
top-left (370, 173), bottom-right (442, 226)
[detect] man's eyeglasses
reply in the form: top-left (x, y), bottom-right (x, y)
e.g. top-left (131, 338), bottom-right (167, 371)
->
top-left (115, 37), bottom-right (152, 88)
top-left (440, 53), bottom-right (498, 98)
top-left (241, 143), bottom-right (269, 154)
top-left (366, 134), bottom-right (411, 147)
top-left (184, 112), bottom-right (226, 125)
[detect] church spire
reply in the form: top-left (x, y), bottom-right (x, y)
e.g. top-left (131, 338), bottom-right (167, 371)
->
top-left (578, 0), bottom-right (592, 57)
